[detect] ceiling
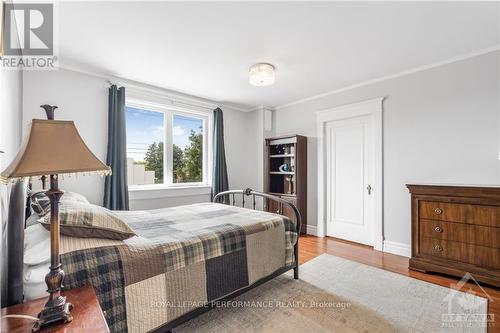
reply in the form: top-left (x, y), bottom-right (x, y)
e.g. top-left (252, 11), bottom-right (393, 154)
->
top-left (58, 1), bottom-right (500, 111)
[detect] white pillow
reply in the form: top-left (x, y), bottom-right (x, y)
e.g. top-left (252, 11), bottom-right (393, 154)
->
top-left (24, 224), bottom-right (50, 266)
top-left (23, 264), bottom-right (49, 300)
top-left (25, 213), bottom-right (41, 227)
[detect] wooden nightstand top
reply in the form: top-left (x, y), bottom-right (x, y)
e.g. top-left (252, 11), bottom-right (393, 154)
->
top-left (1, 284), bottom-right (109, 333)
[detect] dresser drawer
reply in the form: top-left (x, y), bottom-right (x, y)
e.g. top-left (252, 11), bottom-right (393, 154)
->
top-left (419, 201), bottom-right (466, 223)
top-left (419, 201), bottom-right (500, 227)
top-left (467, 204), bottom-right (500, 227)
top-left (420, 219), bottom-right (500, 248)
top-left (420, 237), bottom-right (500, 269)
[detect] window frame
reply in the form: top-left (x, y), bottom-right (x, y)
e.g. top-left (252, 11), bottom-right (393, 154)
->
top-left (125, 98), bottom-right (212, 190)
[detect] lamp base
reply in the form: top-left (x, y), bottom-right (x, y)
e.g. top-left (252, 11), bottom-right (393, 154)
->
top-left (32, 296), bottom-right (73, 332)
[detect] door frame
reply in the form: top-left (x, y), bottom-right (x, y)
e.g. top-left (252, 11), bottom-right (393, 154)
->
top-left (316, 97), bottom-right (384, 251)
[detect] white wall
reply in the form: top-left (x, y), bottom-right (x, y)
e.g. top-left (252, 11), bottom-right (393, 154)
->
top-left (238, 107), bottom-right (268, 209)
top-left (0, 0), bottom-right (23, 170)
top-left (128, 188), bottom-right (211, 210)
top-left (224, 106), bottom-right (254, 191)
top-left (22, 69), bottom-right (256, 208)
top-left (23, 69), bottom-right (108, 204)
top-left (0, 69), bottom-right (23, 169)
top-left (274, 51), bottom-right (500, 247)
top-left (0, 4), bottom-right (24, 306)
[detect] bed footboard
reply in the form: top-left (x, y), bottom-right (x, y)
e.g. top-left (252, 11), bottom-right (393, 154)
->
top-left (213, 188), bottom-right (301, 279)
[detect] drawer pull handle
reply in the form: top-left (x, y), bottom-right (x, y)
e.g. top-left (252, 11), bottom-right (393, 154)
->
top-left (434, 208), bottom-right (443, 215)
top-left (434, 226), bottom-right (443, 233)
top-left (433, 244), bottom-right (443, 252)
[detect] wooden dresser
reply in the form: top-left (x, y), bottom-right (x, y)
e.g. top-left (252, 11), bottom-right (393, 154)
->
top-left (407, 184), bottom-right (500, 287)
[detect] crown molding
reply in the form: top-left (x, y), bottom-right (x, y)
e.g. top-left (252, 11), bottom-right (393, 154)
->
top-left (275, 45), bottom-right (500, 110)
top-left (57, 63), bottom-right (256, 113)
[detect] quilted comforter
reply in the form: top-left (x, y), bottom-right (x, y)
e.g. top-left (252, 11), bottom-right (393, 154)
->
top-left (59, 202), bottom-right (297, 333)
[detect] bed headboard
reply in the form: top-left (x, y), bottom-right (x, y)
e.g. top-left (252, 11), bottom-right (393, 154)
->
top-left (1, 179), bottom-right (27, 307)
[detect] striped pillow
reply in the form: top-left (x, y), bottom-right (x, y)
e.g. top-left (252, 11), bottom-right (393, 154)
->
top-left (60, 191), bottom-right (90, 204)
top-left (41, 201), bottom-right (136, 240)
top-left (30, 191), bottom-right (90, 217)
top-left (30, 191), bottom-right (51, 216)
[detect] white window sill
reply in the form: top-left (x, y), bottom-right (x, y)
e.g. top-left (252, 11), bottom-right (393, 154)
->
top-left (128, 184), bottom-right (211, 200)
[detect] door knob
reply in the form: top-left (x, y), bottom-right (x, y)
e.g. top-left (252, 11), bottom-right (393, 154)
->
top-left (366, 185), bottom-right (372, 195)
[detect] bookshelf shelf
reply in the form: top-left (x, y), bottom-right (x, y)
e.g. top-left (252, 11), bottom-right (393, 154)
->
top-left (269, 154), bottom-right (295, 158)
top-left (269, 171), bottom-right (295, 175)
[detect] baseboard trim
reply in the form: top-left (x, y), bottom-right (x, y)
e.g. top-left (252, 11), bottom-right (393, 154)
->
top-left (307, 225), bottom-right (319, 236)
top-left (304, 229), bottom-right (411, 258)
top-left (383, 240), bottom-right (411, 258)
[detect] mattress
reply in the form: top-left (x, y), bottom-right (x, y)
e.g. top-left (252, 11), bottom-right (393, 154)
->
top-left (27, 202), bottom-right (297, 333)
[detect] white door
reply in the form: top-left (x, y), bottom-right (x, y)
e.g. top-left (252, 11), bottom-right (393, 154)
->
top-left (325, 115), bottom-right (375, 246)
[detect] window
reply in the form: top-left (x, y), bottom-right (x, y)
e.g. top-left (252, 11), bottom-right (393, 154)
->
top-left (172, 115), bottom-right (204, 183)
top-left (125, 101), bottom-right (208, 187)
top-left (126, 107), bottom-right (165, 185)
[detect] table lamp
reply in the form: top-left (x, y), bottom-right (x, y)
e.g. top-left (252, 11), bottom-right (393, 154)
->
top-left (0, 105), bottom-right (111, 331)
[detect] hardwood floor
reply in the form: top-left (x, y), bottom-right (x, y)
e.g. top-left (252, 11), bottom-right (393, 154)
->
top-left (298, 235), bottom-right (500, 332)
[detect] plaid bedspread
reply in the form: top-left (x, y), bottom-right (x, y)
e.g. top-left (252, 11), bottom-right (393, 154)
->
top-left (59, 203), bottom-right (297, 333)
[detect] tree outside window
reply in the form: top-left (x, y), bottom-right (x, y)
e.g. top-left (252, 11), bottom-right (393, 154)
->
top-left (126, 106), bottom-right (205, 186)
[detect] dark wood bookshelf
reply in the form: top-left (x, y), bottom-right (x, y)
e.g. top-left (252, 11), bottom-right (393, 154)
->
top-left (264, 135), bottom-right (307, 234)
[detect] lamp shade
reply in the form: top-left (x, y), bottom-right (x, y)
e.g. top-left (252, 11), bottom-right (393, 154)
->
top-left (1, 119), bottom-right (110, 180)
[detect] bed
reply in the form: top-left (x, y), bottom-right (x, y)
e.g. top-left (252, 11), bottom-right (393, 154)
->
top-left (22, 189), bottom-right (300, 333)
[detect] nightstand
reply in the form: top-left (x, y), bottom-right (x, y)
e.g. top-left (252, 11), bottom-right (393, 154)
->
top-left (1, 284), bottom-right (109, 333)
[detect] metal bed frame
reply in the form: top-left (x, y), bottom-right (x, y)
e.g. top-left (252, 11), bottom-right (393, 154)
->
top-left (155, 188), bottom-right (301, 333)
top-left (213, 188), bottom-right (301, 280)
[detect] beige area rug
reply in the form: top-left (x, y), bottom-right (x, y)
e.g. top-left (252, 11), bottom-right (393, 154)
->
top-left (174, 254), bottom-right (488, 333)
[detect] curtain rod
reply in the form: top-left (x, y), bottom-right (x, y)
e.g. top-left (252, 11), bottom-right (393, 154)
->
top-left (105, 80), bottom-right (218, 111)
top-left (59, 65), bottom-right (242, 111)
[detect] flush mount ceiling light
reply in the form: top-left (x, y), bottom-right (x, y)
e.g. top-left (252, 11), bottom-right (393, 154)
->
top-left (249, 63), bottom-right (275, 87)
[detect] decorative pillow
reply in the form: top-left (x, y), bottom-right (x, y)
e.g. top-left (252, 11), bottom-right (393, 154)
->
top-left (30, 191), bottom-right (51, 216)
top-left (29, 190), bottom-right (90, 217)
top-left (60, 191), bottom-right (90, 204)
top-left (40, 201), bottom-right (136, 240)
